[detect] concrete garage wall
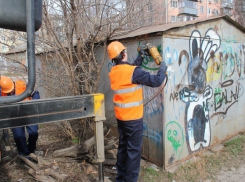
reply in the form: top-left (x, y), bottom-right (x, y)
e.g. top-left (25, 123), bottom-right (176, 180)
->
top-left (163, 19), bottom-right (245, 168)
top-left (95, 17), bottom-right (245, 169)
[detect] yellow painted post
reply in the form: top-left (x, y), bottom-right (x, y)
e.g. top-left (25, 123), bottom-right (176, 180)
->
top-left (93, 93), bottom-right (106, 182)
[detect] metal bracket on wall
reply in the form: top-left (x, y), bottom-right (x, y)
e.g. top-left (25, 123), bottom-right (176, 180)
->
top-left (0, 93), bottom-right (106, 182)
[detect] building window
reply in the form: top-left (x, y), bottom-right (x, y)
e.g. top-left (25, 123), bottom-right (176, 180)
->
top-left (212, 9), bottom-right (219, 15)
top-left (171, 0), bottom-right (178, 8)
top-left (1, 36), bottom-right (5, 41)
top-left (2, 45), bottom-right (6, 51)
top-left (200, 6), bottom-right (204, 13)
top-left (208, 8), bottom-right (211, 14)
top-left (171, 16), bottom-right (176, 22)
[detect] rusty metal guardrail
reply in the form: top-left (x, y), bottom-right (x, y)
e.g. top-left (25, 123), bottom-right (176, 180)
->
top-left (0, 93), bottom-right (106, 182)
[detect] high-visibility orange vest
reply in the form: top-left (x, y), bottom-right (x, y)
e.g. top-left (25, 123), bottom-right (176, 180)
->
top-left (109, 64), bottom-right (143, 121)
top-left (15, 80), bottom-right (31, 100)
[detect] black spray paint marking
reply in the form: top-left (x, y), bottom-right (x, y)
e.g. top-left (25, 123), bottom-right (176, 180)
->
top-left (178, 29), bottom-right (221, 153)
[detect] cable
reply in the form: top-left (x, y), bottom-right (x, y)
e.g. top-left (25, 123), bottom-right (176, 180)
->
top-left (143, 74), bottom-right (168, 107)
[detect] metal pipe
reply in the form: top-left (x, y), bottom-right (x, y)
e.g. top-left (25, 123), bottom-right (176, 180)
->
top-left (0, 0), bottom-right (35, 104)
top-left (98, 162), bottom-right (104, 182)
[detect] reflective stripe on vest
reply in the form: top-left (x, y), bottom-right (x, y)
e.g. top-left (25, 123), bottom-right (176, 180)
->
top-left (109, 64), bottom-right (143, 121)
top-left (112, 84), bottom-right (142, 95)
top-left (114, 100), bottom-right (143, 108)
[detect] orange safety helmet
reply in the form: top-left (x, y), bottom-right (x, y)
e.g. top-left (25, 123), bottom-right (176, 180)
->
top-left (107, 41), bottom-right (126, 59)
top-left (0, 76), bottom-right (14, 93)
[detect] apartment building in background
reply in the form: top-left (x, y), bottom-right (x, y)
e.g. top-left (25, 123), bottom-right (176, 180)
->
top-left (167, 0), bottom-right (221, 23)
top-left (130, 0), bottom-right (237, 27)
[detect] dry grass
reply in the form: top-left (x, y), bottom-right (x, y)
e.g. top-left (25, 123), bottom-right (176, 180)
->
top-left (139, 134), bottom-right (245, 182)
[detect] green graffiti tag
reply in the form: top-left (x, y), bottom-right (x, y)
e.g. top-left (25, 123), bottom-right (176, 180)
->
top-left (214, 87), bottom-right (223, 104)
top-left (165, 121), bottom-right (185, 160)
top-left (167, 130), bottom-right (181, 151)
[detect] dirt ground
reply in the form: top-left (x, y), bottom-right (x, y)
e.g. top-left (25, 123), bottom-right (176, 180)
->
top-left (0, 123), bottom-right (117, 182)
top-left (215, 163), bottom-right (245, 182)
top-left (1, 123), bottom-right (245, 182)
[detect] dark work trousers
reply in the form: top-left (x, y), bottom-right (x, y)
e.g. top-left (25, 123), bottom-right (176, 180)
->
top-left (12, 125), bottom-right (38, 155)
top-left (116, 119), bottom-right (143, 182)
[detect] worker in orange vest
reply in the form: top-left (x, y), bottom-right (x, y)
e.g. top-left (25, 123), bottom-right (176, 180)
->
top-left (107, 41), bottom-right (168, 182)
top-left (0, 76), bottom-right (39, 157)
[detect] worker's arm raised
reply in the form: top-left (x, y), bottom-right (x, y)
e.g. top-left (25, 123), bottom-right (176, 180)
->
top-left (132, 62), bottom-right (168, 87)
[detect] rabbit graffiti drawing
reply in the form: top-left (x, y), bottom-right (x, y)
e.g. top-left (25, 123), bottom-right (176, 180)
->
top-left (178, 28), bottom-right (221, 153)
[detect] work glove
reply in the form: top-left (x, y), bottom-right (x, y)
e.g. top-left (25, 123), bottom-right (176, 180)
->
top-left (159, 61), bottom-right (168, 72)
top-left (137, 43), bottom-right (150, 56)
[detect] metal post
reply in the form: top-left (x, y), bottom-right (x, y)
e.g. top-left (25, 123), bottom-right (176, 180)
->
top-left (93, 94), bottom-right (106, 182)
top-left (95, 121), bottom-right (105, 182)
top-left (98, 162), bottom-right (104, 181)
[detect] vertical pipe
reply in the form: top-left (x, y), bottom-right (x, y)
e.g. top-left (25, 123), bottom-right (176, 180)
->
top-left (0, 0), bottom-right (36, 104)
top-left (98, 162), bottom-right (104, 182)
top-left (26, 0), bottom-right (36, 95)
top-left (94, 121), bottom-right (105, 182)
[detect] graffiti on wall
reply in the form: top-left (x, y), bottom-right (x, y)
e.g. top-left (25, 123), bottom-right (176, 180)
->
top-left (211, 80), bottom-right (244, 118)
top-left (143, 89), bottom-right (164, 120)
top-left (141, 43), bottom-right (165, 121)
top-left (176, 29), bottom-right (221, 152)
top-left (206, 43), bottom-right (245, 82)
top-left (165, 121), bottom-right (184, 162)
top-left (167, 28), bottom-right (245, 155)
top-left (143, 122), bottom-right (163, 150)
